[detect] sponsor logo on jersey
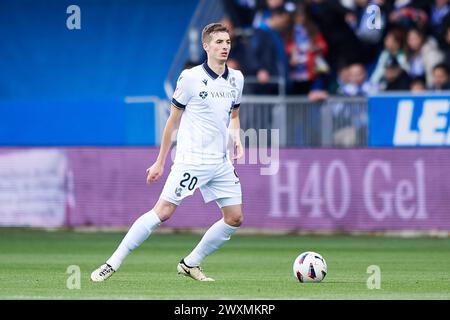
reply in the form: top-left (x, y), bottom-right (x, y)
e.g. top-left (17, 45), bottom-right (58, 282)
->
top-left (210, 91), bottom-right (236, 99)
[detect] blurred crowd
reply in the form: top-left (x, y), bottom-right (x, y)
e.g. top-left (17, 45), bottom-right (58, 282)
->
top-left (213, 0), bottom-right (450, 99)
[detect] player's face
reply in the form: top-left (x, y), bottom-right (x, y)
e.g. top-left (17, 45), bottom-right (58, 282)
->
top-left (205, 32), bottom-right (231, 63)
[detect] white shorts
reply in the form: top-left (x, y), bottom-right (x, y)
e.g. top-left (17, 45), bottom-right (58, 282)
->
top-left (160, 160), bottom-right (242, 208)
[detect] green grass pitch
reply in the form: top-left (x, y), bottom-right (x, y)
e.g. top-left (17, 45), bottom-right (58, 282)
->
top-left (0, 228), bottom-right (449, 299)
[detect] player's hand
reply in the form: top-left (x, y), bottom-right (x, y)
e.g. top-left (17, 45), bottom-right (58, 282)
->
top-left (146, 162), bottom-right (164, 184)
top-left (232, 140), bottom-right (243, 161)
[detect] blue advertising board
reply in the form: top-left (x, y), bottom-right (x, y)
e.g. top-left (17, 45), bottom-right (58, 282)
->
top-left (0, 100), bottom-right (156, 146)
top-left (369, 94), bottom-right (450, 147)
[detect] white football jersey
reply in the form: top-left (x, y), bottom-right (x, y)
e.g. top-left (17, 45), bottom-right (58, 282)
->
top-left (171, 61), bottom-right (244, 165)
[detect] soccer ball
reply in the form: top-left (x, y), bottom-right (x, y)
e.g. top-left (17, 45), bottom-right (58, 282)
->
top-left (293, 251), bottom-right (327, 283)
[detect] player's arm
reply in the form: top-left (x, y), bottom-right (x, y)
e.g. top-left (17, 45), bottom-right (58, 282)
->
top-left (146, 105), bottom-right (183, 183)
top-left (230, 71), bottom-right (244, 161)
top-left (229, 107), bottom-right (243, 160)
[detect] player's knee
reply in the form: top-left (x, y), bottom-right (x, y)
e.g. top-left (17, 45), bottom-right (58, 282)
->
top-left (155, 207), bottom-right (174, 222)
top-left (225, 213), bottom-right (243, 227)
top-left (153, 200), bottom-right (177, 222)
top-left (234, 214), bottom-right (244, 227)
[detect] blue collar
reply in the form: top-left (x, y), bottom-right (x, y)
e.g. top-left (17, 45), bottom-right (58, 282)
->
top-left (202, 61), bottom-right (229, 80)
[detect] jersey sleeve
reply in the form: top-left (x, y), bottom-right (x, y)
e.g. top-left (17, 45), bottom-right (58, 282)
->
top-left (172, 70), bottom-right (192, 109)
top-left (233, 71), bottom-right (244, 109)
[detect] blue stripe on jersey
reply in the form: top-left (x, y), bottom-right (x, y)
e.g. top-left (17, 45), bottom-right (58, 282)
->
top-left (232, 103), bottom-right (240, 109)
top-left (171, 98), bottom-right (186, 109)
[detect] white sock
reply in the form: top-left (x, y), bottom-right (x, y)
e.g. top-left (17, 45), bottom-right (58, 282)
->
top-left (106, 209), bottom-right (161, 271)
top-left (183, 218), bottom-right (238, 267)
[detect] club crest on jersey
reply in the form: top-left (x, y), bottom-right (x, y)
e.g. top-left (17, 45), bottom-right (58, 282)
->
top-left (229, 77), bottom-right (236, 88)
top-left (199, 91), bottom-right (208, 99)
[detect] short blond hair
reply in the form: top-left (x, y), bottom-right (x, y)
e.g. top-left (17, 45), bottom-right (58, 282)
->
top-left (201, 23), bottom-right (229, 44)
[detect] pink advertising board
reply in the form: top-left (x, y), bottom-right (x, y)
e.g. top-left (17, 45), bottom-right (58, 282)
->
top-left (1, 148), bottom-right (449, 231)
